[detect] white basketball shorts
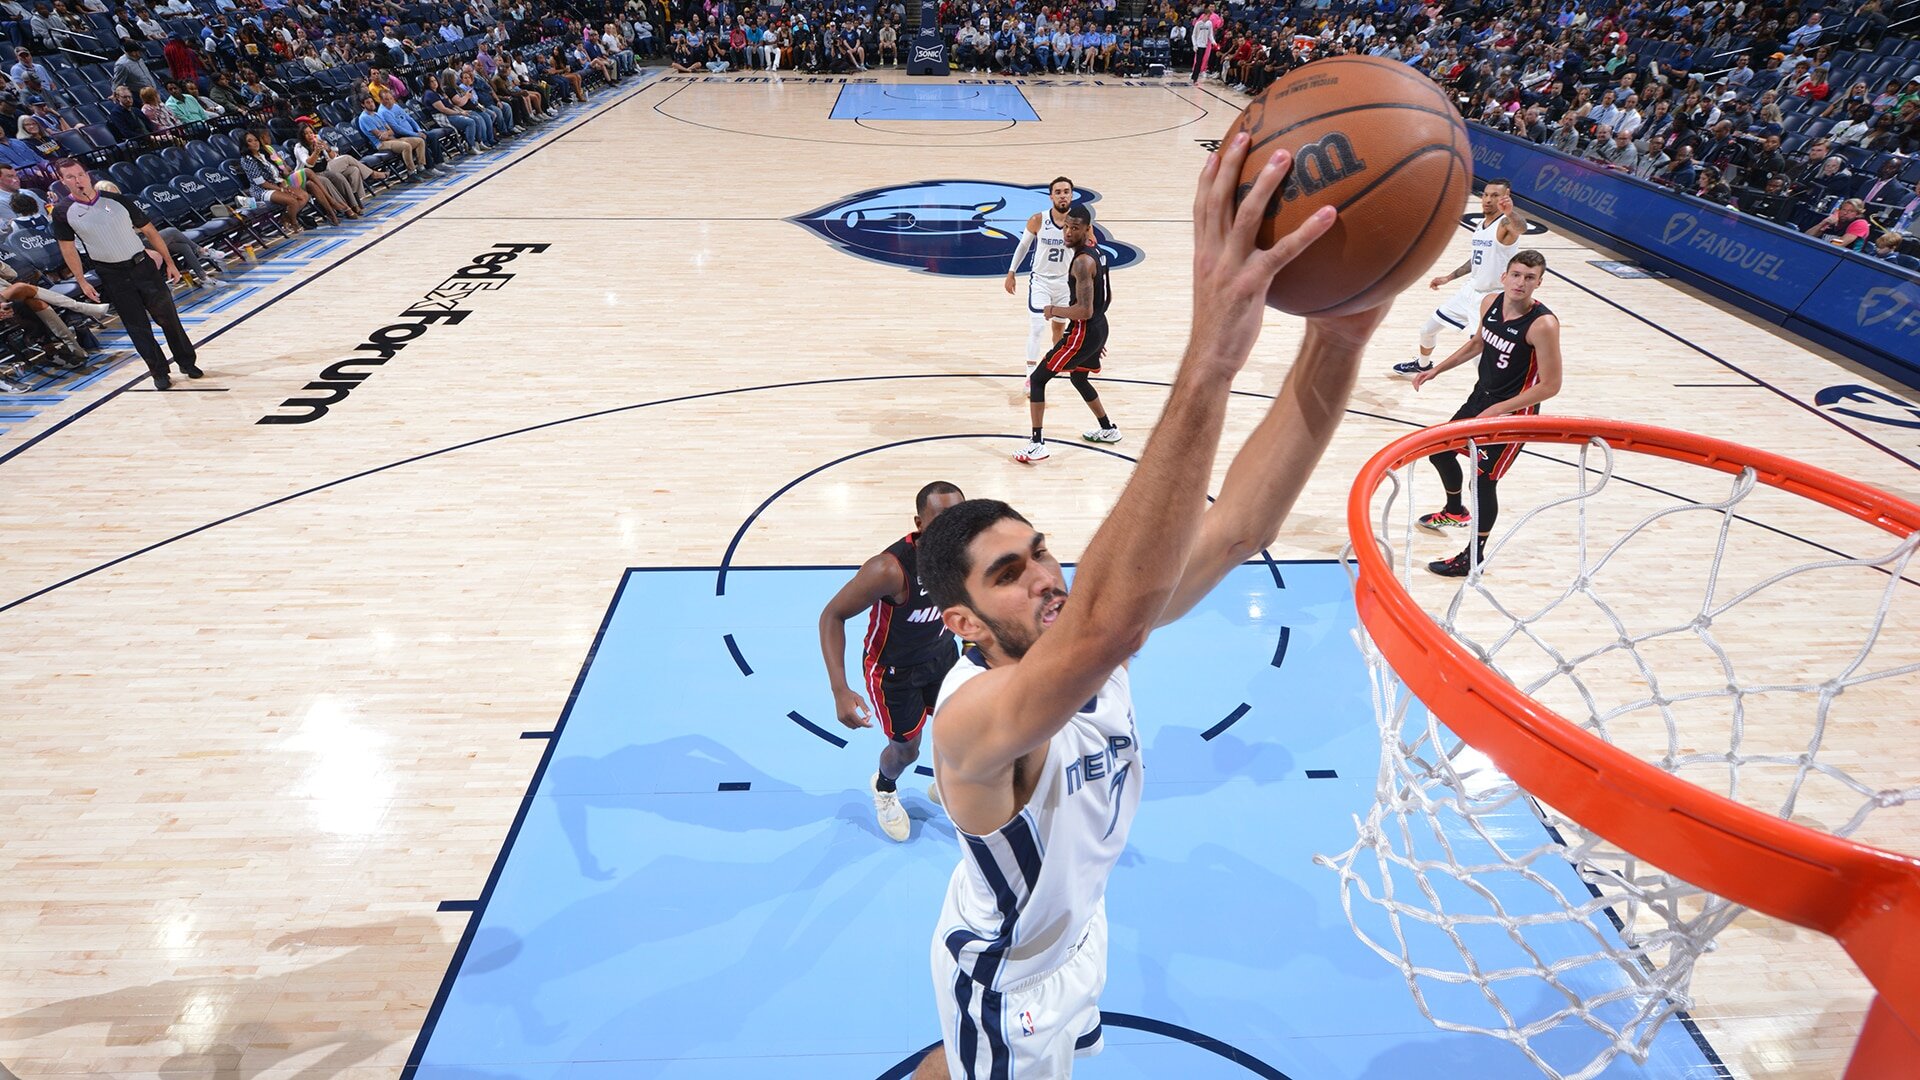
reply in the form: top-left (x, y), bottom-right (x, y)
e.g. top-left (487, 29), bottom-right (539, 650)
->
top-left (933, 903), bottom-right (1108, 1078)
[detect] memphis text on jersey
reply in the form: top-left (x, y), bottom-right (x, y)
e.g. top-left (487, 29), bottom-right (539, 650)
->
top-left (258, 243), bottom-right (550, 426)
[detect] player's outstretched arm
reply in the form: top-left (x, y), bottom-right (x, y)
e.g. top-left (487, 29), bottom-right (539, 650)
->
top-left (938, 135), bottom-right (1335, 782)
top-left (817, 554), bottom-right (907, 730)
top-left (1156, 302), bottom-right (1389, 627)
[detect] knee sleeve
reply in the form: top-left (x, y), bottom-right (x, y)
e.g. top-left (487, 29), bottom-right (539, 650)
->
top-left (1070, 369), bottom-right (1097, 402)
top-left (1418, 313), bottom-right (1448, 351)
top-left (1429, 448), bottom-right (1464, 493)
top-left (1028, 362), bottom-right (1055, 403)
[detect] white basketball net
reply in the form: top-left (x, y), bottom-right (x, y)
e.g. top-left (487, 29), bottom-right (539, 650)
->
top-left (1318, 434), bottom-right (1920, 1080)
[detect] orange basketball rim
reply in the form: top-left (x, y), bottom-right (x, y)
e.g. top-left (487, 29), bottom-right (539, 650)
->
top-left (1346, 414), bottom-right (1920, 1078)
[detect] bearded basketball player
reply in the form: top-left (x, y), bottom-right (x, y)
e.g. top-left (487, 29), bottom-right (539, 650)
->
top-left (1004, 177), bottom-right (1077, 384)
top-left (818, 481), bottom-right (967, 841)
top-left (1412, 249), bottom-right (1563, 576)
top-left (907, 133), bottom-right (1390, 1078)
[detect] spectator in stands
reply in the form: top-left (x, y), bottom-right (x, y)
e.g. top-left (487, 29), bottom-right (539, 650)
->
top-left (1784, 10), bottom-right (1825, 50)
top-left (237, 127), bottom-right (314, 233)
top-left (422, 72), bottom-right (489, 151)
top-left (357, 93), bottom-right (428, 176)
top-left (1806, 198), bottom-right (1872, 249)
top-left (1725, 54), bottom-right (1753, 92)
top-left (1870, 230), bottom-right (1914, 265)
top-left (15, 114), bottom-right (56, 158)
top-left (163, 81), bottom-right (207, 125)
top-left (878, 20), bottom-right (896, 66)
top-left (0, 123), bottom-right (46, 173)
top-left (206, 71), bottom-right (245, 115)
top-left (1855, 159), bottom-right (1914, 215)
top-left (1694, 165), bottom-right (1734, 205)
top-left (112, 41), bottom-right (157, 96)
top-left (1794, 62), bottom-right (1832, 102)
top-left (1808, 154), bottom-right (1857, 201)
top-left (97, 83), bottom-right (145, 143)
top-left (138, 85), bottom-right (179, 137)
top-left (1657, 143), bottom-right (1701, 188)
top-left (546, 46), bottom-right (588, 98)
top-left (375, 88), bottom-right (444, 170)
top-left (1633, 132), bottom-right (1673, 178)
top-left (1595, 126), bottom-right (1639, 170)
top-left (9, 47), bottom-right (51, 90)
top-left (1548, 112), bottom-right (1580, 154)
top-left (24, 98), bottom-right (66, 133)
top-left (162, 34), bottom-right (201, 83)
top-left (1830, 103), bottom-right (1876, 146)
top-left (293, 122), bottom-right (380, 215)
top-left (239, 69), bottom-right (279, 110)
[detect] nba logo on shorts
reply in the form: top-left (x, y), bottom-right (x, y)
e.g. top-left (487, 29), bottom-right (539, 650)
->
top-left (1020, 1010), bottom-right (1037, 1037)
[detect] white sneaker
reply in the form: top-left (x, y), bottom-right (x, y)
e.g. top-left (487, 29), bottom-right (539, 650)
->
top-left (872, 772), bottom-right (910, 842)
top-left (927, 780), bottom-right (943, 808)
top-left (1013, 440), bottom-right (1050, 463)
top-left (1082, 426), bottom-right (1121, 443)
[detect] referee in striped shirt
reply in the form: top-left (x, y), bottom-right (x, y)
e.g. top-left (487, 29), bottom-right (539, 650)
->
top-left (51, 158), bottom-right (200, 390)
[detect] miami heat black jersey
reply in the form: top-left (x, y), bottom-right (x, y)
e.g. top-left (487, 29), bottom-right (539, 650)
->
top-left (1475, 297), bottom-right (1552, 403)
top-left (862, 533), bottom-right (952, 672)
top-left (1068, 245), bottom-right (1111, 329)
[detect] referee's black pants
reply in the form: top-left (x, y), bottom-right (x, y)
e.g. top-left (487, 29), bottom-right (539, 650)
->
top-left (94, 255), bottom-right (195, 380)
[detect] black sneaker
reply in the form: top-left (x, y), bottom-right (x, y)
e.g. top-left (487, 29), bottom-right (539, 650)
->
top-left (179, 362), bottom-right (204, 379)
top-left (1427, 548), bottom-right (1476, 577)
top-left (152, 371), bottom-right (171, 390)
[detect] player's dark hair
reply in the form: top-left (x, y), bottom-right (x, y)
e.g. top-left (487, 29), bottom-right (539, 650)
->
top-left (1509, 249), bottom-right (1547, 271)
top-left (1482, 177), bottom-right (1512, 191)
top-left (1049, 175), bottom-right (1074, 192)
top-left (1066, 204), bottom-right (1093, 225)
top-left (915, 480), bottom-right (964, 517)
top-left (920, 499), bottom-right (1031, 611)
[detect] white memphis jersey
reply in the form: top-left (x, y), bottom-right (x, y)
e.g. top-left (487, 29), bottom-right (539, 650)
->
top-left (1467, 213), bottom-right (1518, 292)
top-left (934, 648), bottom-right (1142, 991)
top-left (1032, 211), bottom-right (1071, 283)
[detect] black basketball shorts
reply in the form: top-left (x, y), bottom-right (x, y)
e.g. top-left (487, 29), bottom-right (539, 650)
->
top-left (866, 646), bottom-right (959, 742)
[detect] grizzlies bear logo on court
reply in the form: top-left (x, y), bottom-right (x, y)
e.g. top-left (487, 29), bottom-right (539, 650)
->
top-left (791, 180), bottom-right (1144, 277)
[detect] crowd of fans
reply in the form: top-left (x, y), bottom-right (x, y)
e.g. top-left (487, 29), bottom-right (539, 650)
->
top-left (0, 0), bottom-right (1909, 388)
top-left (1154, 0), bottom-right (1920, 266)
top-left (0, 0), bottom-right (649, 389)
top-left (650, 0), bottom-right (1920, 266)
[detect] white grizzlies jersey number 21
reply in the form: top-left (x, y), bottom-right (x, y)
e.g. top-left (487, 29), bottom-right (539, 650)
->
top-left (1033, 212), bottom-right (1071, 283)
top-left (934, 650), bottom-right (1142, 991)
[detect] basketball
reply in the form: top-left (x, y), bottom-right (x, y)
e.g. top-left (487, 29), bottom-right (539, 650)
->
top-left (1222, 56), bottom-right (1473, 317)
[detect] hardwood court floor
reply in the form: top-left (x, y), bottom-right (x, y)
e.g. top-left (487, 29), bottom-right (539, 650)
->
top-left (3, 70), bottom-right (1918, 1079)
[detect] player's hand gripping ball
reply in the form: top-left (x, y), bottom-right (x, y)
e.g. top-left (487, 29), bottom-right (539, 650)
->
top-left (1223, 56), bottom-right (1473, 317)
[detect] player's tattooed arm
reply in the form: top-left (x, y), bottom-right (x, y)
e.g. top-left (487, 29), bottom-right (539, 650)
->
top-left (1044, 253), bottom-right (1095, 322)
top-left (1432, 258), bottom-right (1470, 289)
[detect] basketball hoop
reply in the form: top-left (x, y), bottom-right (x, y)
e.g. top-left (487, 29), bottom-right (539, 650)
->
top-left (1319, 415), bottom-right (1920, 1080)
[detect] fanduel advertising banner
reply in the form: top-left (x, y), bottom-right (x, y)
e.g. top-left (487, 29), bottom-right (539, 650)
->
top-left (1470, 125), bottom-right (1919, 381)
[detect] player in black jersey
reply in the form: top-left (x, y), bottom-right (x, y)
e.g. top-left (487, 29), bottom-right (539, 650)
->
top-left (1014, 204), bottom-right (1121, 464)
top-left (818, 481), bottom-right (967, 841)
top-left (1411, 249), bottom-right (1562, 577)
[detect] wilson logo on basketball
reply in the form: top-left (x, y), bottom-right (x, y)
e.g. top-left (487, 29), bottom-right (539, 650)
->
top-left (1280, 133), bottom-right (1366, 202)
